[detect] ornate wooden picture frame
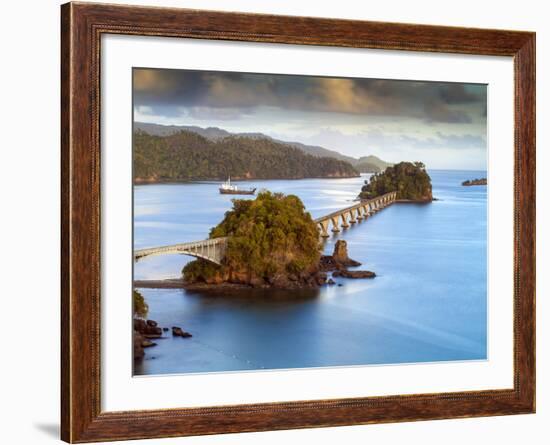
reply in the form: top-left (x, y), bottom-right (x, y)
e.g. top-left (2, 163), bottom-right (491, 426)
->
top-left (61, 2), bottom-right (535, 442)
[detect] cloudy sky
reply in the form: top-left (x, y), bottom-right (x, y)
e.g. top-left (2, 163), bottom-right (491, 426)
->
top-left (134, 68), bottom-right (487, 170)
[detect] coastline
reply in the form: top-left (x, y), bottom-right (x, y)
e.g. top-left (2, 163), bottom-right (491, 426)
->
top-left (134, 174), bottom-right (361, 185)
top-left (134, 279), bottom-right (252, 290)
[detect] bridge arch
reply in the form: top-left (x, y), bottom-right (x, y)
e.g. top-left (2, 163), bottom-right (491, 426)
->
top-left (134, 237), bottom-right (228, 265)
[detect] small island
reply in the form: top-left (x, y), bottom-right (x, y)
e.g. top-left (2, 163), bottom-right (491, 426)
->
top-left (359, 161), bottom-right (433, 202)
top-left (462, 178), bottom-right (487, 186)
top-left (182, 191), bottom-right (375, 289)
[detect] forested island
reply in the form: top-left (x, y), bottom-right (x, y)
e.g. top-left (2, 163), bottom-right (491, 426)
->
top-left (462, 178), bottom-right (487, 186)
top-left (359, 161), bottom-right (433, 202)
top-left (182, 191), bottom-right (323, 288)
top-left (133, 130), bottom-right (359, 183)
top-left (180, 191), bottom-right (374, 289)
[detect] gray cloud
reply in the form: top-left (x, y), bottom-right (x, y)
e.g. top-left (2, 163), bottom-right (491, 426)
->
top-left (133, 68), bottom-right (486, 125)
top-left (300, 128), bottom-right (486, 155)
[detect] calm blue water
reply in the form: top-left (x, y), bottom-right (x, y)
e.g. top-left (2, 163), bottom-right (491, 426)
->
top-left (133, 170), bottom-right (487, 375)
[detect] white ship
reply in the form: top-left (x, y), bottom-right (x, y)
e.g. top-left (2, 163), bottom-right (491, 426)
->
top-left (219, 176), bottom-right (256, 195)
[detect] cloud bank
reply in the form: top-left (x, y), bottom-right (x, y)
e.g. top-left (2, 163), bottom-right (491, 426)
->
top-left (133, 68), bottom-right (487, 170)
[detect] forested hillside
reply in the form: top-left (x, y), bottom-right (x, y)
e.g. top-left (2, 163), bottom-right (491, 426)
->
top-left (134, 130), bottom-right (359, 182)
top-left (134, 122), bottom-right (391, 168)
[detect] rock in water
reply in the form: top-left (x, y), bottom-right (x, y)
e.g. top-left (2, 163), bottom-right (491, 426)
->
top-left (172, 326), bottom-right (193, 338)
top-left (133, 331), bottom-right (145, 360)
top-left (134, 318), bottom-right (162, 337)
top-left (333, 269), bottom-right (376, 279)
top-left (332, 240), bottom-right (362, 267)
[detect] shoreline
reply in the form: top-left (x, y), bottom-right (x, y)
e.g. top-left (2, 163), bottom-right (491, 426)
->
top-left (133, 279), bottom-right (320, 291)
top-left (394, 198), bottom-right (435, 203)
top-left (134, 174), bottom-right (361, 185)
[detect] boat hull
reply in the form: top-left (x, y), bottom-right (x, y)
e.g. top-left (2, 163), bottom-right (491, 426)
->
top-left (219, 188), bottom-right (256, 195)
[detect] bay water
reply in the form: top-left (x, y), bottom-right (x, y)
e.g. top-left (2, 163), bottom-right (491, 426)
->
top-left (133, 170), bottom-right (487, 375)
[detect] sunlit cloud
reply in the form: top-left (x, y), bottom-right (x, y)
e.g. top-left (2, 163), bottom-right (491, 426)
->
top-left (133, 68), bottom-right (487, 170)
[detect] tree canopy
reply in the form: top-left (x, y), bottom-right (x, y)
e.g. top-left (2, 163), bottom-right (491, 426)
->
top-left (133, 289), bottom-right (148, 318)
top-left (134, 130), bottom-right (358, 182)
top-left (359, 161), bottom-right (433, 201)
top-left (183, 191), bottom-right (321, 286)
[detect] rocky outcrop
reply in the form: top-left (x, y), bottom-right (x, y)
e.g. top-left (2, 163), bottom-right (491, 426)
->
top-left (333, 269), bottom-right (376, 279)
top-left (133, 322), bottom-right (160, 361)
top-left (331, 240), bottom-right (362, 267)
top-left (134, 318), bottom-right (162, 338)
top-left (183, 263), bottom-right (328, 289)
top-left (320, 240), bottom-right (375, 281)
top-left (134, 318), bottom-right (195, 360)
top-left (462, 178), bottom-right (487, 186)
top-left (172, 326), bottom-right (192, 338)
top-left (133, 331), bottom-right (145, 360)
top-left (319, 240), bottom-right (361, 272)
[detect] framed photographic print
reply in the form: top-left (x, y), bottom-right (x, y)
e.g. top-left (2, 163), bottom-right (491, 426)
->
top-left (61, 2), bottom-right (535, 442)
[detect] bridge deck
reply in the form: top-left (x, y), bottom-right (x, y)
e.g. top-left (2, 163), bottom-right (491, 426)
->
top-left (134, 192), bottom-right (397, 262)
top-left (134, 237), bottom-right (228, 264)
top-left (314, 191), bottom-right (396, 223)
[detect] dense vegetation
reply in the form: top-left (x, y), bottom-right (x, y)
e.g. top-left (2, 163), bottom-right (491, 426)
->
top-left (182, 191), bottom-right (322, 288)
top-left (359, 161), bottom-right (433, 201)
top-left (134, 130), bottom-right (359, 182)
top-left (133, 289), bottom-right (148, 318)
top-left (135, 122), bottom-right (359, 164)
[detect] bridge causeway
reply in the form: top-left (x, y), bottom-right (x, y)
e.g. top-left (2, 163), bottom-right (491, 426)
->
top-left (134, 237), bottom-right (228, 265)
top-left (314, 191), bottom-right (397, 237)
top-left (133, 191), bottom-right (397, 263)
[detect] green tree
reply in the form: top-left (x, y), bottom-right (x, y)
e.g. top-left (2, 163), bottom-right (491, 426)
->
top-left (183, 191), bottom-right (321, 285)
top-left (133, 130), bottom-right (359, 182)
top-left (359, 161), bottom-right (433, 201)
top-left (133, 289), bottom-right (148, 318)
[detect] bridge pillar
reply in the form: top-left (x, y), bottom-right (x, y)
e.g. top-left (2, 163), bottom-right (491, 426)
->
top-left (318, 220), bottom-right (330, 238)
top-left (363, 204), bottom-right (370, 218)
top-left (356, 206), bottom-right (363, 220)
top-left (340, 212), bottom-right (350, 228)
top-left (331, 216), bottom-right (340, 232)
top-left (349, 209), bottom-right (357, 224)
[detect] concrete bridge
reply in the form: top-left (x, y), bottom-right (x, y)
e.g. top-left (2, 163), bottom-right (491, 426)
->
top-left (314, 191), bottom-right (397, 237)
top-left (134, 191), bottom-right (397, 264)
top-left (134, 237), bottom-right (228, 265)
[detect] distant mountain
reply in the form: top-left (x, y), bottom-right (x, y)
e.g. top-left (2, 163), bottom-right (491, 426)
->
top-left (134, 122), bottom-right (391, 173)
top-left (134, 130), bottom-right (359, 183)
top-left (355, 155), bottom-right (393, 173)
top-left (134, 122), bottom-right (232, 140)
